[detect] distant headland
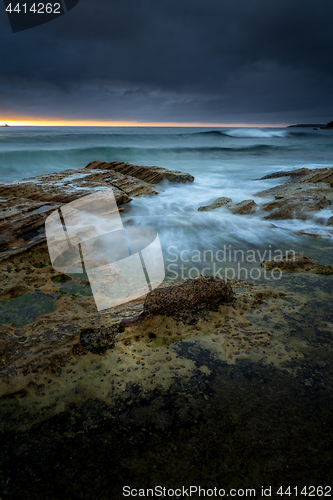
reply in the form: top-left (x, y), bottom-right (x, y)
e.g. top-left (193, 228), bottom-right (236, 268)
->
top-left (288, 120), bottom-right (333, 129)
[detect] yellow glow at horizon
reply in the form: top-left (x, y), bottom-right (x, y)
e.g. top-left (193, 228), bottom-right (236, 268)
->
top-left (0, 118), bottom-right (288, 128)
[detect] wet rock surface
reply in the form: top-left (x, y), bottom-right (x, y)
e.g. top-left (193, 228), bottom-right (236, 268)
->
top-left (1, 163), bottom-right (333, 498)
top-left (254, 168), bottom-right (333, 225)
top-left (258, 165), bottom-right (333, 184)
top-left (262, 194), bottom-right (329, 220)
top-left (1, 255), bottom-right (333, 499)
top-left (198, 196), bottom-right (232, 211)
top-left (198, 197), bottom-right (257, 214)
top-left (198, 167), bottom-right (333, 233)
top-left (0, 241), bottom-right (310, 400)
top-left (2, 358), bottom-right (333, 500)
top-left (86, 160), bottom-right (195, 183)
top-left (0, 161), bottom-right (194, 254)
top-left (262, 252), bottom-right (333, 275)
top-left (231, 199), bottom-right (257, 214)
top-left (1, 270), bottom-right (333, 499)
top-left (79, 326), bottom-right (118, 354)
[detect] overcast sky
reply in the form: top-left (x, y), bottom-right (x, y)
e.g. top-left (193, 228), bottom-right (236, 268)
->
top-left (1, 0), bottom-right (333, 125)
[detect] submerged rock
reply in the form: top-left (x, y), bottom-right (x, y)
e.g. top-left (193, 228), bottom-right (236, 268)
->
top-left (258, 166), bottom-right (333, 185)
top-left (254, 166), bottom-right (333, 227)
top-left (198, 197), bottom-right (232, 211)
top-left (262, 253), bottom-right (333, 275)
top-left (197, 167), bottom-right (333, 228)
top-left (262, 194), bottom-right (329, 220)
top-left (144, 276), bottom-right (234, 323)
top-left (198, 197), bottom-right (257, 214)
top-left (231, 199), bottom-right (257, 215)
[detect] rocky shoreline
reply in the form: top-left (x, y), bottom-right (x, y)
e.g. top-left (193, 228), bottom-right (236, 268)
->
top-left (1, 161), bottom-right (333, 402)
top-left (0, 160), bottom-right (197, 397)
top-left (0, 160), bottom-right (194, 257)
top-left (1, 161), bottom-right (333, 497)
top-left (198, 166), bottom-right (333, 236)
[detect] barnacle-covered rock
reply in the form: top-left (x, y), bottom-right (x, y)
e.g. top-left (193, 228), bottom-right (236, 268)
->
top-left (262, 252), bottom-right (333, 275)
top-left (144, 276), bottom-right (234, 323)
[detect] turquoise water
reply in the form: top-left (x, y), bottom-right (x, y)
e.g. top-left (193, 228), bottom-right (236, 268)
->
top-left (2, 126), bottom-right (333, 273)
top-left (1, 126), bottom-right (332, 184)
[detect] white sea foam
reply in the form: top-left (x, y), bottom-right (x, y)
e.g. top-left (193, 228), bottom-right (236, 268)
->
top-left (122, 179), bottom-right (304, 254)
top-left (225, 128), bottom-right (287, 138)
top-left (1, 126), bottom-right (333, 251)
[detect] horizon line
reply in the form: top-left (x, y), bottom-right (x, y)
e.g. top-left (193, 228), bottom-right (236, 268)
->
top-left (0, 118), bottom-right (289, 127)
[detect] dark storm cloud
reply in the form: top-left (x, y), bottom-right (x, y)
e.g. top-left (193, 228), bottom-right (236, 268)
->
top-left (0, 0), bottom-right (333, 123)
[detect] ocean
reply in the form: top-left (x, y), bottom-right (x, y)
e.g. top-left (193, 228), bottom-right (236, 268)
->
top-left (2, 126), bottom-right (333, 185)
top-left (1, 126), bottom-right (332, 271)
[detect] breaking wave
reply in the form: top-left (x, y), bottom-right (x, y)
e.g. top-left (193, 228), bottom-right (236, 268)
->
top-left (224, 128), bottom-right (287, 138)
